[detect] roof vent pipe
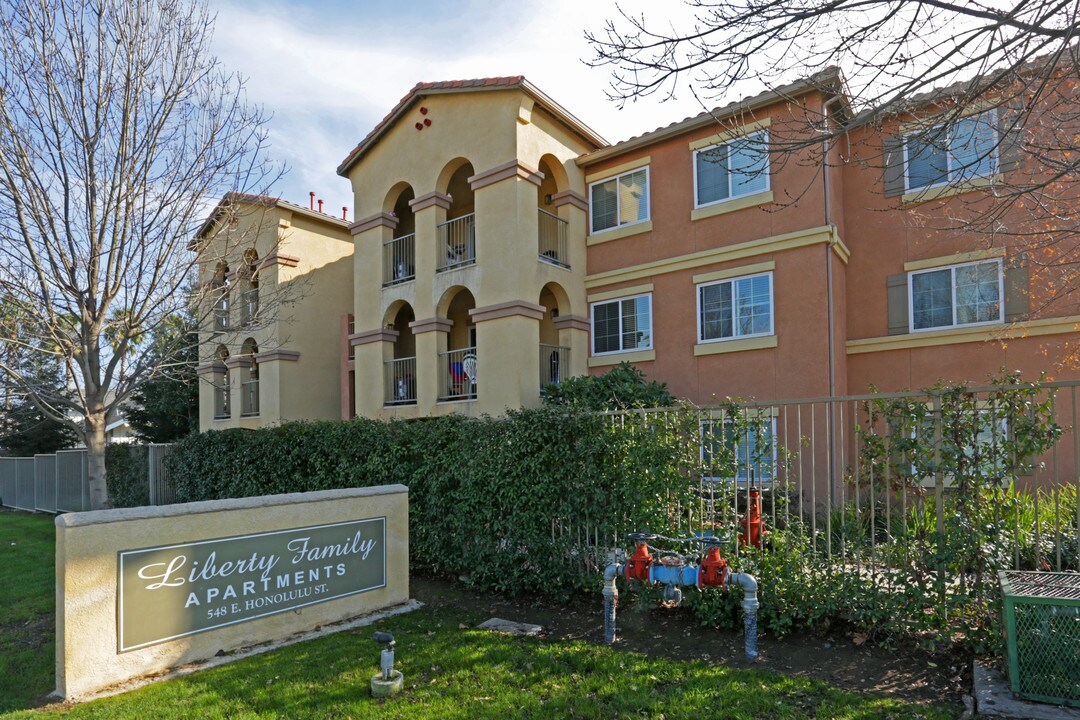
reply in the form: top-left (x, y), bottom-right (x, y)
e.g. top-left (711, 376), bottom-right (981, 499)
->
top-left (309, 191), bottom-right (315, 210)
top-left (343, 207), bottom-right (348, 221)
top-left (318, 199), bottom-right (323, 213)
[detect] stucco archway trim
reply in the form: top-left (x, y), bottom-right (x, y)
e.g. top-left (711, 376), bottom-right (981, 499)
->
top-left (468, 160), bottom-right (543, 191)
top-left (469, 300), bottom-right (545, 323)
top-left (350, 213), bottom-right (399, 235)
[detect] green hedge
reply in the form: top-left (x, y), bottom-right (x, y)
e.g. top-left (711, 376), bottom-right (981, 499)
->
top-left (165, 407), bottom-right (699, 596)
top-left (106, 444), bottom-right (150, 508)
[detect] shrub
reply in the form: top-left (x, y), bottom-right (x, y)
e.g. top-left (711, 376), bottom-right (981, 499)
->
top-left (165, 407), bottom-right (700, 597)
top-left (106, 444), bottom-right (150, 508)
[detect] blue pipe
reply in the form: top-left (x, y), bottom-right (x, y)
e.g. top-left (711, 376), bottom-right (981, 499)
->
top-left (649, 564), bottom-right (698, 587)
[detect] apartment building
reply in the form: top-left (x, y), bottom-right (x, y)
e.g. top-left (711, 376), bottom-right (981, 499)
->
top-left (196, 70), bottom-right (1080, 436)
top-left (193, 194), bottom-right (352, 429)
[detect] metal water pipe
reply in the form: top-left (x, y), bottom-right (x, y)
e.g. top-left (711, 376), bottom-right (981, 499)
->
top-left (602, 534), bottom-right (760, 660)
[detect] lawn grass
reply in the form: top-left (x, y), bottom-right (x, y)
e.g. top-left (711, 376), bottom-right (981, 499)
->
top-left (0, 511), bottom-right (955, 719)
top-left (0, 512), bottom-right (56, 714)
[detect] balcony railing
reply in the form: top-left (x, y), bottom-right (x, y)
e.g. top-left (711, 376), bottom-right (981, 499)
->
top-left (240, 379), bottom-right (259, 417)
top-left (539, 344), bottom-right (569, 388)
top-left (384, 233), bottom-right (416, 286)
top-left (438, 347), bottom-right (477, 401)
top-left (538, 209), bottom-right (569, 268)
top-left (437, 213), bottom-right (475, 272)
top-left (384, 357), bottom-right (417, 406)
top-left (213, 298), bottom-right (229, 332)
top-left (214, 382), bottom-right (231, 419)
top-left (240, 289), bottom-right (259, 327)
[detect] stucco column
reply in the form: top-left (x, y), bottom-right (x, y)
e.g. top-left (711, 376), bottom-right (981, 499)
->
top-left (409, 317), bottom-right (451, 410)
top-left (468, 162), bottom-right (543, 302)
top-left (551, 190), bottom-right (588, 278)
top-left (409, 192), bottom-right (450, 319)
top-left (349, 213), bottom-right (398, 324)
top-left (470, 301), bottom-right (545, 411)
top-left (554, 314), bottom-right (590, 380)
top-left (350, 329), bottom-right (398, 415)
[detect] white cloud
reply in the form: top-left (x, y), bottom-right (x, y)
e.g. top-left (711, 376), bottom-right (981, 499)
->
top-left (209, 0), bottom-right (724, 214)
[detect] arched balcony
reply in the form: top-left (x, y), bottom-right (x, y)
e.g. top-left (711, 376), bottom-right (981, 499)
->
top-left (213, 345), bottom-right (230, 419)
top-left (238, 249), bottom-right (259, 327)
top-left (437, 162), bottom-right (476, 272)
top-left (537, 156), bottom-right (569, 268)
top-left (438, 288), bottom-right (476, 401)
top-left (239, 338), bottom-right (260, 417)
top-left (384, 303), bottom-right (417, 406)
top-left (383, 185), bottom-right (416, 287)
top-left (211, 262), bottom-right (230, 332)
top-left (539, 283), bottom-right (570, 389)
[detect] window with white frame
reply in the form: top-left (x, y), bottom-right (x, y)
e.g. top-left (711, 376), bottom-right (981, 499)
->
top-left (909, 259), bottom-right (1002, 331)
top-left (698, 272), bottom-right (773, 343)
top-left (701, 416), bottom-right (776, 483)
top-left (904, 111), bottom-right (998, 192)
top-left (694, 130), bottom-right (770, 207)
top-left (898, 408), bottom-right (1010, 486)
top-left (589, 167), bottom-right (649, 234)
top-left (591, 294), bottom-right (652, 355)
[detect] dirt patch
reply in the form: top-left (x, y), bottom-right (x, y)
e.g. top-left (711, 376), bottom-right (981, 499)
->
top-left (412, 575), bottom-right (969, 711)
top-left (0, 615), bottom-right (52, 653)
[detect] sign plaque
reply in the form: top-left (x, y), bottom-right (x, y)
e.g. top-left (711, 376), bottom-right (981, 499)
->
top-left (118, 517), bottom-right (386, 652)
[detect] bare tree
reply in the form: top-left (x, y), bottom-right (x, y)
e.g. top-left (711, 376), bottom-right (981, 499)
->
top-left (588, 2), bottom-right (1080, 330)
top-left (0, 0), bottom-right (278, 508)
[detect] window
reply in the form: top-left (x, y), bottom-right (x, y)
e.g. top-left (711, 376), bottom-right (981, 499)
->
top-left (697, 272), bottom-right (773, 343)
top-left (590, 167), bottom-right (649, 233)
top-left (701, 416), bottom-right (776, 483)
top-left (909, 259), bottom-right (1002, 331)
top-left (896, 408), bottom-right (1010, 486)
top-left (904, 111), bottom-right (997, 192)
top-left (591, 294), bottom-right (652, 355)
top-left (694, 131), bottom-right (769, 207)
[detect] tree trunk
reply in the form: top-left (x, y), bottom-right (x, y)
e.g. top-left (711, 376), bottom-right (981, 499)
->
top-left (85, 411), bottom-right (111, 510)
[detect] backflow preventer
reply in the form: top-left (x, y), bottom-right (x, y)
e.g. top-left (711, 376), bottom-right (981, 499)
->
top-left (602, 533), bottom-right (760, 661)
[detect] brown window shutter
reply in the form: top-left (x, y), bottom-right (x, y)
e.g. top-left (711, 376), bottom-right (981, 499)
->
top-left (996, 101), bottom-right (1027, 174)
top-left (1003, 264), bottom-right (1030, 322)
top-left (882, 137), bottom-right (906, 198)
top-left (887, 273), bottom-right (909, 335)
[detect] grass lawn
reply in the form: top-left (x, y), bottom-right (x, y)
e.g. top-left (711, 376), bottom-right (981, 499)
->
top-left (0, 511), bottom-right (955, 719)
top-left (0, 512), bottom-right (55, 714)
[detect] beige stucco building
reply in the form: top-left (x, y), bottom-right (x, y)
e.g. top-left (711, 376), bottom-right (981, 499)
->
top-left (194, 195), bottom-right (352, 430)
top-left (339, 77), bottom-right (605, 418)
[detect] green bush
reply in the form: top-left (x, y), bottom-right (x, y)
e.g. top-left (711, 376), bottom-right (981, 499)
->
top-left (165, 407), bottom-right (700, 597)
top-left (106, 444), bottom-right (150, 508)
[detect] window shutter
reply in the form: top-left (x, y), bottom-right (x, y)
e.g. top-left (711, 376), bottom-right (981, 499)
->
top-left (997, 101), bottom-right (1026, 174)
top-left (882, 137), bottom-right (906, 198)
top-left (1003, 264), bottom-right (1030, 322)
top-left (887, 273), bottom-right (909, 335)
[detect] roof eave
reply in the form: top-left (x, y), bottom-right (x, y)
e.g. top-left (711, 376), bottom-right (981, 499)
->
top-left (577, 69), bottom-right (844, 167)
top-left (336, 81), bottom-right (608, 177)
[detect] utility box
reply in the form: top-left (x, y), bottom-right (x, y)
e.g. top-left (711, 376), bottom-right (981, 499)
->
top-left (999, 571), bottom-right (1080, 708)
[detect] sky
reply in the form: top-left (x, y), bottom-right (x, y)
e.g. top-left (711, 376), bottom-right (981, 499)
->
top-left (207, 0), bottom-right (715, 217)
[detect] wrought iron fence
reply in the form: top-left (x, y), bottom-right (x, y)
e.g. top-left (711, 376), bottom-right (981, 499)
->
top-left (437, 214), bottom-right (475, 272)
top-left (384, 356), bottom-right (417, 406)
top-left (539, 343), bottom-right (569, 388)
top-left (592, 381), bottom-right (1080, 577)
top-left (240, 379), bottom-right (260, 417)
top-left (384, 233), bottom-right (416, 286)
top-left (537, 208), bottom-right (569, 268)
top-left (438, 347), bottom-right (477, 401)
